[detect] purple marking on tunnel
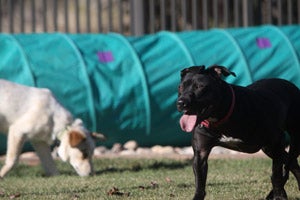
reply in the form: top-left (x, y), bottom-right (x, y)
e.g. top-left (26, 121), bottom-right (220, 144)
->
top-left (97, 51), bottom-right (114, 63)
top-left (256, 38), bottom-right (272, 49)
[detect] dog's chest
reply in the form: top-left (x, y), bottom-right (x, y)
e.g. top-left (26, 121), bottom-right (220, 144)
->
top-left (217, 134), bottom-right (260, 153)
top-left (219, 135), bottom-right (243, 144)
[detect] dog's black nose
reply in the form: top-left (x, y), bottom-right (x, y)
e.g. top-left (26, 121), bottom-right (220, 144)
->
top-left (177, 99), bottom-right (186, 111)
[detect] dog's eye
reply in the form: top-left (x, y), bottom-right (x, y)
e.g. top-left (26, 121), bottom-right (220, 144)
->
top-left (81, 148), bottom-right (89, 159)
top-left (178, 85), bottom-right (183, 93)
top-left (194, 84), bottom-right (204, 89)
top-left (82, 151), bottom-right (88, 159)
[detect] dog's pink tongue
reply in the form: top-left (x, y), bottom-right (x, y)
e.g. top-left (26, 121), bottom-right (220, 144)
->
top-left (180, 115), bottom-right (197, 132)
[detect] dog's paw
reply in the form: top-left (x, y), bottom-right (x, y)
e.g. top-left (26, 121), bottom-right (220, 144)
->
top-left (265, 189), bottom-right (288, 200)
top-left (193, 192), bottom-right (206, 200)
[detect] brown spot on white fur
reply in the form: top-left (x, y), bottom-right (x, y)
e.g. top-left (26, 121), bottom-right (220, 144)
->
top-left (69, 131), bottom-right (86, 147)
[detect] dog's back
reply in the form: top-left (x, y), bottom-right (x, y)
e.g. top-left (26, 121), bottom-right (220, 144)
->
top-left (0, 79), bottom-right (72, 139)
top-left (247, 78), bottom-right (300, 101)
top-left (247, 78), bottom-right (300, 128)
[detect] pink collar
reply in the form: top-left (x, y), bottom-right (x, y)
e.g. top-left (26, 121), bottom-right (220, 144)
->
top-left (200, 85), bottom-right (235, 128)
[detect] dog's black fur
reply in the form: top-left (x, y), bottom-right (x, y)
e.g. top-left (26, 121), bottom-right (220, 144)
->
top-left (177, 65), bottom-right (300, 200)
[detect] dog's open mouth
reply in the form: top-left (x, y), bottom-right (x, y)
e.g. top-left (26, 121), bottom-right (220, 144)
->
top-left (179, 106), bottom-right (211, 132)
top-left (180, 114), bottom-right (197, 132)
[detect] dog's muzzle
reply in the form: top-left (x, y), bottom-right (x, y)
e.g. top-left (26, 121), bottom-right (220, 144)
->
top-left (177, 91), bottom-right (195, 111)
top-left (177, 97), bottom-right (190, 112)
top-left (177, 99), bottom-right (185, 111)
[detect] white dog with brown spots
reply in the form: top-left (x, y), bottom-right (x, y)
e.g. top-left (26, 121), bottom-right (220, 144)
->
top-left (0, 79), bottom-right (105, 178)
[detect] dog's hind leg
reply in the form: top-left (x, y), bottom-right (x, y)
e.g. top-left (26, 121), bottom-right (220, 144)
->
top-left (263, 141), bottom-right (288, 200)
top-left (285, 120), bottom-right (300, 190)
top-left (31, 141), bottom-right (59, 176)
top-left (287, 158), bottom-right (300, 190)
top-left (285, 137), bottom-right (300, 190)
top-left (286, 98), bottom-right (300, 190)
top-left (0, 127), bottom-right (26, 178)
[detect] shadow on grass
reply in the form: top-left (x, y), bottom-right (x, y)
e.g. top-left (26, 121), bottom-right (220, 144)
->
top-left (207, 180), bottom-right (300, 200)
top-left (206, 179), bottom-right (258, 187)
top-left (257, 198), bottom-right (300, 200)
top-left (95, 159), bottom-right (192, 175)
top-left (1, 159), bottom-right (192, 177)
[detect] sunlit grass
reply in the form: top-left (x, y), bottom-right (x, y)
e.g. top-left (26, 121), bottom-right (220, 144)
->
top-left (0, 157), bottom-right (299, 199)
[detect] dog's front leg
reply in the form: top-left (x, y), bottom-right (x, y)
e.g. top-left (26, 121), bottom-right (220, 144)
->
top-left (0, 128), bottom-right (26, 178)
top-left (192, 127), bottom-right (215, 200)
top-left (31, 141), bottom-right (59, 176)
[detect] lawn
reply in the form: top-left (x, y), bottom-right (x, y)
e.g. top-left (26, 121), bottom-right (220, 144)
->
top-left (0, 157), bottom-right (299, 199)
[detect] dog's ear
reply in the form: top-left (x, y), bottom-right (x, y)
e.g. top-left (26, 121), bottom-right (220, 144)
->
top-left (208, 65), bottom-right (236, 78)
top-left (180, 68), bottom-right (189, 79)
top-left (91, 132), bottom-right (106, 141)
top-left (181, 65), bottom-right (205, 79)
top-left (69, 131), bottom-right (86, 147)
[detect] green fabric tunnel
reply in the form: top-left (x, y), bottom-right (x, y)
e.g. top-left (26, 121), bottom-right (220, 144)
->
top-left (1, 25), bottom-right (300, 154)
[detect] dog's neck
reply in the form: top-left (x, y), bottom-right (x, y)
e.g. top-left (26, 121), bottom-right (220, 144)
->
top-left (201, 84), bottom-right (235, 128)
top-left (55, 126), bottom-right (70, 141)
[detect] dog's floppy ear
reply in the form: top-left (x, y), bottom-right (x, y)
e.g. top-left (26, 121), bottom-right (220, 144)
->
top-left (180, 68), bottom-right (189, 79)
top-left (91, 132), bottom-right (106, 141)
top-left (69, 131), bottom-right (86, 147)
top-left (181, 65), bottom-right (205, 79)
top-left (208, 65), bottom-right (236, 78)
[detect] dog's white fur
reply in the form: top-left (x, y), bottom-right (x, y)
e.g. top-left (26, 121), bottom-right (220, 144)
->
top-left (0, 79), bottom-right (102, 177)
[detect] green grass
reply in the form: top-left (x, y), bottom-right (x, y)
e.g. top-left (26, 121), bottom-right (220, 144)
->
top-left (0, 157), bottom-right (299, 199)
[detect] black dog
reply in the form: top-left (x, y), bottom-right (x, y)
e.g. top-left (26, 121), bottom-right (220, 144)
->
top-left (177, 65), bottom-right (300, 200)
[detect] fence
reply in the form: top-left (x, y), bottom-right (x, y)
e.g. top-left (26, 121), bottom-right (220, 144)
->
top-left (1, 0), bottom-right (300, 35)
